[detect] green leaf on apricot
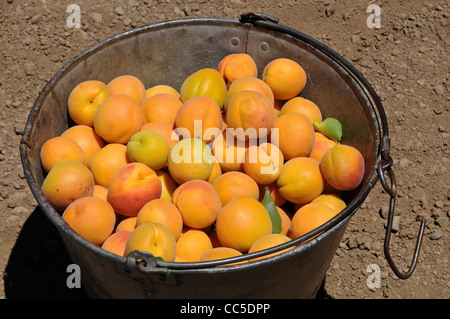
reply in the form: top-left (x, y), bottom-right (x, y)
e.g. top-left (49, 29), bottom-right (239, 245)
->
top-left (261, 186), bottom-right (282, 234)
top-left (313, 118), bottom-right (343, 142)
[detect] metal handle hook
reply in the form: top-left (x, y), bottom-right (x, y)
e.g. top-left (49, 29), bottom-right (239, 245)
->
top-left (377, 153), bottom-right (426, 279)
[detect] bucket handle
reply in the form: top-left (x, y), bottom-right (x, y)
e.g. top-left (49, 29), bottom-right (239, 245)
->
top-left (377, 136), bottom-right (426, 279)
top-left (239, 12), bottom-right (426, 279)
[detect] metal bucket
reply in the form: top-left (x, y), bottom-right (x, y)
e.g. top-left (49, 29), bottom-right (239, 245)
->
top-left (20, 13), bottom-right (425, 299)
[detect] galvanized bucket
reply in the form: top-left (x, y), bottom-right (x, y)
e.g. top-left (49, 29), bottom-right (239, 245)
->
top-left (20, 13), bottom-right (425, 299)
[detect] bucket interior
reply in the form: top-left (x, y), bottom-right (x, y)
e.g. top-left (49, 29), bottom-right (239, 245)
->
top-left (20, 17), bottom-right (381, 298)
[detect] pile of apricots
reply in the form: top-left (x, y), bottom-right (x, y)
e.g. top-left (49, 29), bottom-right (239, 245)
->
top-left (39, 53), bottom-right (365, 264)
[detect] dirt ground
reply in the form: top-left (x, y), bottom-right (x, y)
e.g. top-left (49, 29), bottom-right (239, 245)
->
top-left (0, 0), bottom-right (448, 299)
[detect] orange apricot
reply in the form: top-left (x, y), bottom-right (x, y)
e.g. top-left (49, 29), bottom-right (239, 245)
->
top-left (145, 84), bottom-right (180, 99)
top-left (320, 144), bottom-right (365, 191)
top-left (309, 132), bottom-right (336, 163)
top-left (262, 58), bottom-right (307, 100)
top-left (88, 143), bottom-right (131, 188)
top-left (217, 53), bottom-right (258, 88)
top-left (226, 90), bottom-right (276, 141)
top-left (172, 180), bottom-right (221, 229)
top-left (223, 76), bottom-right (274, 112)
top-left (94, 94), bottom-right (143, 144)
top-left (115, 216), bottom-right (137, 232)
top-left (272, 112), bottom-right (315, 160)
top-left (248, 233), bottom-right (293, 261)
top-left (67, 80), bottom-right (111, 127)
top-left (41, 160), bottom-right (94, 212)
top-left (40, 136), bottom-right (85, 173)
top-left (277, 157), bottom-right (324, 204)
top-left (211, 129), bottom-right (248, 172)
top-left (107, 163), bottom-right (162, 217)
top-left (125, 222), bottom-right (177, 261)
top-left (175, 96), bottom-right (222, 144)
top-left (215, 196), bottom-right (272, 253)
top-left (289, 202), bottom-right (337, 242)
top-left (92, 184), bottom-right (109, 202)
top-left (62, 196), bottom-right (116, 246)
top-left (107, 74), bottom-right (146, 104)
top-left (61, 125), bottom-right (106, 165)
top-left (176, 229), bottom-right (213, 262)
top-left (279, 96), bottom-right (322, 123)
top-left (311, 193), bottom-right (347, 214)
top-left (199, 247), bottom-right (246, 265)
top-left (156, 170), bottom-right (178, 202)
top-left (212, 171), bottom-right (259, 207)
top-left (141, 93), bottom-right (182, 127)
top-left (101, 231), bottom-right (132, 257)
top-left (243, 142), bottom-right (284, 185)
top-left (136, 199), bottom-right (183, 240)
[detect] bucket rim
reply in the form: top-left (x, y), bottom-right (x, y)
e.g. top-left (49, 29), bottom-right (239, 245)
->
top-left (20, 14), bottom-right (385, 271)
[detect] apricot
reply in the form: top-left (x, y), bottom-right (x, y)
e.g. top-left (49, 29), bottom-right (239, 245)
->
top-left (67, 80), bottom-right (111, 127)
top-left (136, 199), bottom-right (183, 239)
top-left (223, 76), bottom-right (274, 112)
top-left (248, 233), bottom-right (293, 261)
top-left (141, 93), bottom-right (182, 127)
top-left (277, 157), bottom-right (324, 204)
top-left (156, 170), bottom-right (177, 202)
top-left (173, 180), bottom-right (221, 229)
top-left (107, 163), bottom-right (162, 217)
top-left (289, 202), bottom-right (337, 242)
top-left (61, 125), bottom-right (106, 165)
top-left (217, 53), bottom-right (258, 88)
top-left (88, 143), bottom-right (131, 188)
top-left (176, 229), bottom-right (213, 262)
top-left (211, 129), bottom-right (247, 172)
top-left (92, 184), bottom-right (109, 202)
top-left (101, 231), bottom-right (132, 257)
top-left (145, 84), bottom-right (180, 99)
top-left (212, 171), bottom-right (259, 207)
top-left (243, 142), bottom-right (284, 185)
top-left (262, 58), bottom-right (307, 100)
top-left (215, 196), bottom-right (272, 253)
top-left (94, 94), bottom-right (143, 144)
top-left (272, 112), bottom-right (315, 160)
top-left (41, 160), bottom-right (94, 212)
top-left (226, 90), bottom-right (276, 141)
top-left (115, 216), bottom-right (137, 232)
top-left (277, 206), bottom-right (292, 236)
top-left (207, 157), bottom-right (222, 184)
top-left (125, 222), bottom-right (177, 262)
top-left (127, 130), bottom-right (170, 170)
top-left (168, 138), bottom-right (214, 184)
top-left (107, 74), bottom-right (146, 104)
top-left (174, 96), bottom-right (222, 144)
top-left (140, 121), bottom-right (179, 148)
top-left (279, 96), bottom-right (322, 123)
top-left (258, 182), bottom-right (287, 207)
top-left (40, 136), bottom-right (85, 173)
top-left (62, 196), bottom-right (116, 246)
top-left (320, 144), bottom-right (365, 191)
top-left (199, 247), bottom-right (246, 265)
top-left (180, 68), bottom-right (227, 110)
top-left (311, 193), bottom-right (346, 214)
top-left (309, 132), bottom-right (337, 163)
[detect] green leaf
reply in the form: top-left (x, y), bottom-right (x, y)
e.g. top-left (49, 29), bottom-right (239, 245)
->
top-left (313, 117), bottom-right (343, 142)
top-left (261, 186), bottom-right (282, 234)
